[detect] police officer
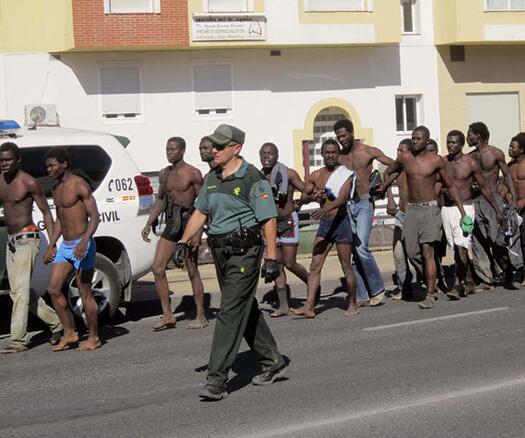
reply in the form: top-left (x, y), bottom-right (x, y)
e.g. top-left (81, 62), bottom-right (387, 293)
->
top-left (174, 124), bottom-right (287, 400)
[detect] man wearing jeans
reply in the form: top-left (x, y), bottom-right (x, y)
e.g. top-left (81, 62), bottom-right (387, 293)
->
top-left (0, 142), bottom-right (61, 354)
top-left (333, 119), bottom-right (394, 305)
top-left (386, 139), bottom-right (412, 299)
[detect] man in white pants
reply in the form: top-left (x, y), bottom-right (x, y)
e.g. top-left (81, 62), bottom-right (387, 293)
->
top-left (441, 130), bottom-right (503, 299)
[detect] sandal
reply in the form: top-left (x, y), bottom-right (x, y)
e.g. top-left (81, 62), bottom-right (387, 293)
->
top-left (152, 318), bottom-right (177, 331)
top-left (0, 344), bottom-right (28, 354)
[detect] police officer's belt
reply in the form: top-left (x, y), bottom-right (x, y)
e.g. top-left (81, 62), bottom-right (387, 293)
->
top-left (207, 226), bottom-right (261, 249)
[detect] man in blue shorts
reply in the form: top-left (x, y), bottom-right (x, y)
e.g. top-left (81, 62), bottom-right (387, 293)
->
top-left (43, 147), bottom-right (102, 351)
top-left (291, 139), bottom-right (358, 318)
top-left (260, 143), bottom-right (309, 317)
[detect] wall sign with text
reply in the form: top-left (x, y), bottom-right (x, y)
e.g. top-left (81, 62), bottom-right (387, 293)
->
top-left (192, 15), bottom-right (267, 41)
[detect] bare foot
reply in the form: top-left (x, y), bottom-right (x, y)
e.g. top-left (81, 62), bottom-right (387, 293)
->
top-left (77, 337), bottom-right (102, 351)
top-left (187, 318), bottom-right (209, 329)
top-left (357, 300), bottom-right (370, 308)
top-left (344, 306), bottom-right (359, 317)
top-left (152, 317), bottom-right (177, 331)
top-left (52, 332), bottom-right (80, 352)
top-left (290, 306), bottom-right (316, 318)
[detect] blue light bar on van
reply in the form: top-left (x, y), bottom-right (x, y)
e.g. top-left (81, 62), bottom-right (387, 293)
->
top-left (0, 120), bottom-right (20, 131)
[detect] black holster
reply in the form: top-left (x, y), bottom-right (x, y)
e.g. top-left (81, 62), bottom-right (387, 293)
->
top-left (208, 226), bottom-right (261, 255)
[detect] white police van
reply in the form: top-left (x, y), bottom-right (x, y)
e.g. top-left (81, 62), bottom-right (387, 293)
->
top-left (0, 120), bottom-right (157, 318)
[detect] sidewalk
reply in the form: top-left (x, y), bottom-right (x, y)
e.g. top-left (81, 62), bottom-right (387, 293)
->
top-left (138, 248), bottom-right (399, 298)
top-left (134, 248), bottom-right (455, 314)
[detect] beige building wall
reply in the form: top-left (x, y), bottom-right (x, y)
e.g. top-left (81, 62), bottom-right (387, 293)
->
top-left (0, 0), bottom-right (74, 52)
top-left (434, 0), bottom-right (525, 44)
top-left (437, 45), bottom-right (525, 152)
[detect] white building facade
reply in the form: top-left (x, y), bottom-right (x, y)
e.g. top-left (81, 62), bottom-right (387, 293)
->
top-left (0, 1), bottom-right (453, 176)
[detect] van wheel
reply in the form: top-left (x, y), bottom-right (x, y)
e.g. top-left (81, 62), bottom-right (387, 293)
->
top-left (67, 253), bottom-right (121, 320)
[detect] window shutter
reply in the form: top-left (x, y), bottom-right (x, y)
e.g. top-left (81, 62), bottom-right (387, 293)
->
top-left (100, 68), bottom-right (141, 116)
top-left (208, 0), bottom-right (247, 12)
top-left (510, 0), bottom-right (525, 9)
top-left (193, 65), bottom-right (232, 113)
top-left (107, 0), bottom-right (159, 13)
top-left (306, 0), bottom-right (367, 12)
top-left (486, 0), bottom-right (509, 10)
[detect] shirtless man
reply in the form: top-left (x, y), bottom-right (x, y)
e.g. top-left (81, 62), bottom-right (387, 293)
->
top-left (141, 137), bottom-right (207, 330)
top-left (467, 122), bottom-right (517, 288)
top-left (291, 139), bottom-right (358, 318)
top-left (0, 142), bottom-right (62, 354)
top-left (260, 142), bottom-right (309, 317)
top-left (428, 139), bottom-right (451, 293)
top-left (376, 126), bottom-right (466, 309)
top-left (199, 136), bottom-right (217, 172)
top-left (442, 130), bottom-right (503, 299)
top-left (44, 147), bottom-right (101, 351)
top-left (386, 139), bottom-right (412, 300)
top-left (333, 119), bottom-right (393, 306)
top-left (507, 132), bottom-right (525, 279)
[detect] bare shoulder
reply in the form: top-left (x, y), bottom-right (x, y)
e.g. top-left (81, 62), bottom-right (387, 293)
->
top-left (183, 162), bottom-right (201, 173)
top-left (288, 168), bottom-right (301, 180)
top-left (423, 152), bottom-right (444, 168)
top-left (468, 149), bottom-right (480, 159)
top-left (185, 163), bottom-right (203, 179)
top-left (70, 174), bottom-right (92, 194)
top-left (310, 168), bottom-right (323, 182)
top-left (20, 170), bottom-right (39, 187)
top-left (362, 143), bottom-right (380, 155)
top-left (489, 146), bottom-right (505, 160)
top-left (464, 154), bottom-right (479, 167)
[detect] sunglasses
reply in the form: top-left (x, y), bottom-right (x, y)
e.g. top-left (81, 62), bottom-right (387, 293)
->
top-left (213, 142), bottom-right (237, 151)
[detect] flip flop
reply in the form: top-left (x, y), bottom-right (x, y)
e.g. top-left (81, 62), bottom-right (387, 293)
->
top-left (0, 345), bottom-right (27, 354)
top-left (152, 319), bottom-right (177, 331)
top-left (52, 340), bottom-right (79, 352)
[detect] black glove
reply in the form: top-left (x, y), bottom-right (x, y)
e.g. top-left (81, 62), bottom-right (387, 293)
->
top-left (173, 241), bottom-right (189, 269)
top-left (261, 258), bottom-right (280, 284)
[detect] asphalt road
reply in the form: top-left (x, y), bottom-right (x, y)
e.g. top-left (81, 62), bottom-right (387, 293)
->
top-left (1, 282), bottom-right (525, 438)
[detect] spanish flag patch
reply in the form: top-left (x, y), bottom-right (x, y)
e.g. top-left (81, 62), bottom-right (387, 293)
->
top-left (260, 194), bottom-right (269, 199)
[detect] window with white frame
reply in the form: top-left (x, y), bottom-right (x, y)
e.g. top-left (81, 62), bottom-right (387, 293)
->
top-left (485, 0), bottom-right (525, 11)
top-left (99, 67), bottom-right (142, 121)
top-left (207, 0), bottom-right (254, 12)
top-left (193, 64), bottom-right (233, 115)
top-left (395, 95), bottom-right (421, 133)
top-left (401, 0), bottom-right (420, 34)
top-left (104, 0), bottom-right (160, 14)
top-left (305, 0), bottom-right (373, 12)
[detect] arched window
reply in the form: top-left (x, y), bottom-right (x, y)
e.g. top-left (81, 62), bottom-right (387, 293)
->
top-left (306, 107), bottom-right (348, 172)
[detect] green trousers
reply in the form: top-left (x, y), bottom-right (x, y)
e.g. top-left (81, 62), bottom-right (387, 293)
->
top-left (207, 243), bottom-right (283, 389)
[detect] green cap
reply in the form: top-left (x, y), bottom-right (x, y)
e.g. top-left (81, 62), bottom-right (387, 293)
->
top-left (461, 214), bottom-right (474, 235)
top-left (208, 124), bottom-right (245, 146)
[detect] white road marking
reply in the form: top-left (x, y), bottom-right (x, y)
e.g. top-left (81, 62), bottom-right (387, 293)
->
top-left (362, 307), bottom-right (509, 331)
top-left (237, 375), bottom-right (525, 438)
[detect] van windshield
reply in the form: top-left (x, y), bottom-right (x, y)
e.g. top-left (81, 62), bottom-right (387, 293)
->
top-left (20, 145), bottom-right (112, 198)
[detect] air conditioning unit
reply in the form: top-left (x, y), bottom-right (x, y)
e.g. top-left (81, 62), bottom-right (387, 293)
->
top-left (24, 104), bottom-right (59, 127)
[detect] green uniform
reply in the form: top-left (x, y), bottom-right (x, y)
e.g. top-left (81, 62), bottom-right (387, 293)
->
top-left (195, 159), bottom-right (284, 391)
